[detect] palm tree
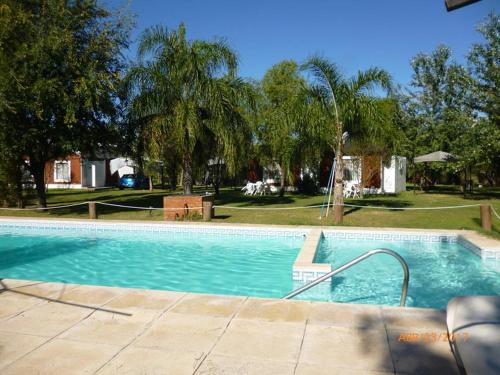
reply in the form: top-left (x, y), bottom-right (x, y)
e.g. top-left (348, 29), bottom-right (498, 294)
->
top-left (126, 24), bottom-right (252, 194)
top-left (303, 56), bottom-right (392, 224)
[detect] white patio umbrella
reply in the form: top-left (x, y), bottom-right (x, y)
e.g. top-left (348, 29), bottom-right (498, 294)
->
top-left (414, 151), bottom-right (457, 163)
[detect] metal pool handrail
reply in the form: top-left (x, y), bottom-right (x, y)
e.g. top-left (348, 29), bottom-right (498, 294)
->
top-left (283, 248), bottom-right (410, 306)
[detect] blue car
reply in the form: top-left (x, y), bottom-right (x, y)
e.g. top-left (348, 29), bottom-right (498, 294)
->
top-left (118, 174), bottom-right (149, 189)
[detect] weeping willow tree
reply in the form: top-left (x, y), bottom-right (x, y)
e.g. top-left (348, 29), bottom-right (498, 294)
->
top-left (126, 24), bottom-right (254, 194)
top-left (303, 56), bottom-right (393, 224)
top-left (257, 61), bottom-right (308, 196)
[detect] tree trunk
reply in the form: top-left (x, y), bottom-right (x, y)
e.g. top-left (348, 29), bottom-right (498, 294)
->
top-left (213, 162), bottom-right (221, 196)
top-left (182, 153), bottom-right (193, 195)
top-left (333, 123), bottom-right (344, 224)
top-left (170, 173), bottom-right (177, 190)
top-left (149, 176), bottom-right (153, 191)
top-left (31, 162), bottom-right (47, 208)
top-left (279, 163), bottom-right (286, 197)
top-left (333, 152), bottom-right (344, 224)
top-left (168, 162), bottom-right (178, 190)
top-left (160, 163), bottom-right (165, 189)
top-left (14, 165), bottom-right (24, 208)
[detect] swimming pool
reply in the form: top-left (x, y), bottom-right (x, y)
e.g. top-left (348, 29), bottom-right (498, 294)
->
top-left (0, 222), bottom-right (304, 299)
top-left (0, 219), bottom-right (498, 309)
top-left (302, 233), bottom-right (500, 309)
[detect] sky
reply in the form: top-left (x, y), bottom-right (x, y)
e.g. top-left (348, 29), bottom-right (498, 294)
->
top-left (107, 0), bottom-right (498, 88)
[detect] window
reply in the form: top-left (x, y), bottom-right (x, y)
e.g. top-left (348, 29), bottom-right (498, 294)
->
top-left (54, 160), bottom-right (71, 182)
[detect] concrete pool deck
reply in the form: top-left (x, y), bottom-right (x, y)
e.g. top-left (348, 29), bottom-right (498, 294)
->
top-left (0, 279), bottom-right (461, 375)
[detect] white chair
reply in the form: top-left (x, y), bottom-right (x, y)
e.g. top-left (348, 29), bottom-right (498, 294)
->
top-left (351, 184), bottom-right (361, 198)
top-left (343, 182), bottom-right (353, 198)
top-left (254, 181), bottom-right (265, 196)
top-left (241, 182), bottom-right (256, 195)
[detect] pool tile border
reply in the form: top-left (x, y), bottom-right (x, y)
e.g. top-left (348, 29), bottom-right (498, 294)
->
top-left (321, 229), bottom-right (458, 243)
top-left (0, 217), bottom-right (309, 239)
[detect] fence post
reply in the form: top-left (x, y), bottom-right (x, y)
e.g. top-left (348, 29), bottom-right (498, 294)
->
top-left (89, 202), bottom-right (98, 220)
top-left (480, 204), bottom-right (491, 231)
top-left (203, 201), bottom-right (213, 221)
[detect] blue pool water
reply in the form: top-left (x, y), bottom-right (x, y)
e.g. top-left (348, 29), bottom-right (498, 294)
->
top-left (310, 237), bottom-right (500, 309)
top-left (1, 223), bottom-right (499, 309)
top-left (0, 227), bottom-right (303, 298)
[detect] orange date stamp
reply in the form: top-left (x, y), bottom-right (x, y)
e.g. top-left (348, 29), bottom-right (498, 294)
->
top-left (397, 332), bottom-right (469, 343)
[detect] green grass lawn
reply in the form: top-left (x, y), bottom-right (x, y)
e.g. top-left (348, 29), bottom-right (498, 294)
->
top-left (1, 185), bottom-right (499, 238)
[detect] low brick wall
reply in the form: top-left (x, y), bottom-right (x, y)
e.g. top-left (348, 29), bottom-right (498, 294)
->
top-left (163, 195), bottom-right (214, 221)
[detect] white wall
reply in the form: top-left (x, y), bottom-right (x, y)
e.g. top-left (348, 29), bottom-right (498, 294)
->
top-left (93, 160), bottom-right (106, 187)
top-left (382, 156), bottom-right (406, 193)
top-left (395, 157), bottom-right (407, 193)
top-left (81, 160), bottom-right (106, 188)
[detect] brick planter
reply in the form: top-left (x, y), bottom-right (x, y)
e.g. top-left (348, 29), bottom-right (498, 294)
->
top-left (163, 194), bottom-right (214, 221)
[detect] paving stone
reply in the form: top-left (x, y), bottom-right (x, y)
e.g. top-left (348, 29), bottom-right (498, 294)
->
top-left (56, 285), bottom-right (122, 306)
top-left (60, 315), bottom-right (147, 346)
top-left (295, 363), bottom-right (396, 375)
top-left (382, 306), bottom-right (448, 331)
top-left (170, 293), bottom-right (245, 318)
top-left (196, 354), bottom-right (295, 375)
top-left (0, 279), bottom-right (463, 375)
top-left (300, 324), bottom-right (394, 372)
top-left (212, 319), bottom-right (305, 362)
top-left (309, 300), bottom-right (384, 329)
top-left (386, 328), bottom-right (461, 375)
top-left (0, 294), bottom-right (46, 320)
top-left (0, 301), bottom-right (93, 337)
top-left (1, 339), bottom-right (120, 375)
top-left (133, 311), bottom-right (229, 352)
top-left (0, 332), bottom-right (48, 370)
top-left (8, 281), bottom-right (77, 299)
top-left (237, 298), bottom-right (312, 323)
top-left (104, 289), bottom-right (185, 311)
top-left (97, 346), bottom-right (204, 375)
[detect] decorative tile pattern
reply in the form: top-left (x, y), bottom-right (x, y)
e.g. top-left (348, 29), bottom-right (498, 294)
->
top-left (0, 218), bottom-right (308, 239)
top-left (292, 269), bottom-right (330, 283)
top-left (322, 230), bottom-right (458, 243)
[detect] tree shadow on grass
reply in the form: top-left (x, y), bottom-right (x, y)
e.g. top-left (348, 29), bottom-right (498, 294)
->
top-left (472, 218), bottom-right (500, 237)
top-left (215, 192), bottom-right (296, 207)
top-left (348, 199), bottom-right (413, 210)
top-left (344, 207), bottom-right (362, 216)
top-left (414, 185), bottom-right (500, 200)
top-left (213, 215), bottom-right (231, 220)
top-left (48, 191), bottom-right (167, 205)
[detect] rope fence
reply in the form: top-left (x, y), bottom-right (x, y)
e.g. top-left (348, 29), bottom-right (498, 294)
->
top-left (0, 202), bottom-right (89, 211)
top-left (215, 203), bottom-right (484, 211)
top-left (492, 205), bottom-right (500, 221)
top-left (0, 200), bottom-right (496, 214)
top-left (0, 199), bottom-right (498, 231)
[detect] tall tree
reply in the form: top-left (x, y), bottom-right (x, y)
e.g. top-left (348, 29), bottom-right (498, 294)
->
top-left (467, 13), bottom-right (500, 185)
top-left (0, 0), bottom-right (130, 207)
top-left (127, 24), bottom-right (253, 195)
top-left (258, 60), bottom-right (309, 196)
top-left (409, 46), bottom-right (474, 156)
top-left (468, 12), bottom-right (500, 127)
top-left (304, 57), bottom-right (392, 224)
top-left (402, 44), bottom-right (500, 190)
